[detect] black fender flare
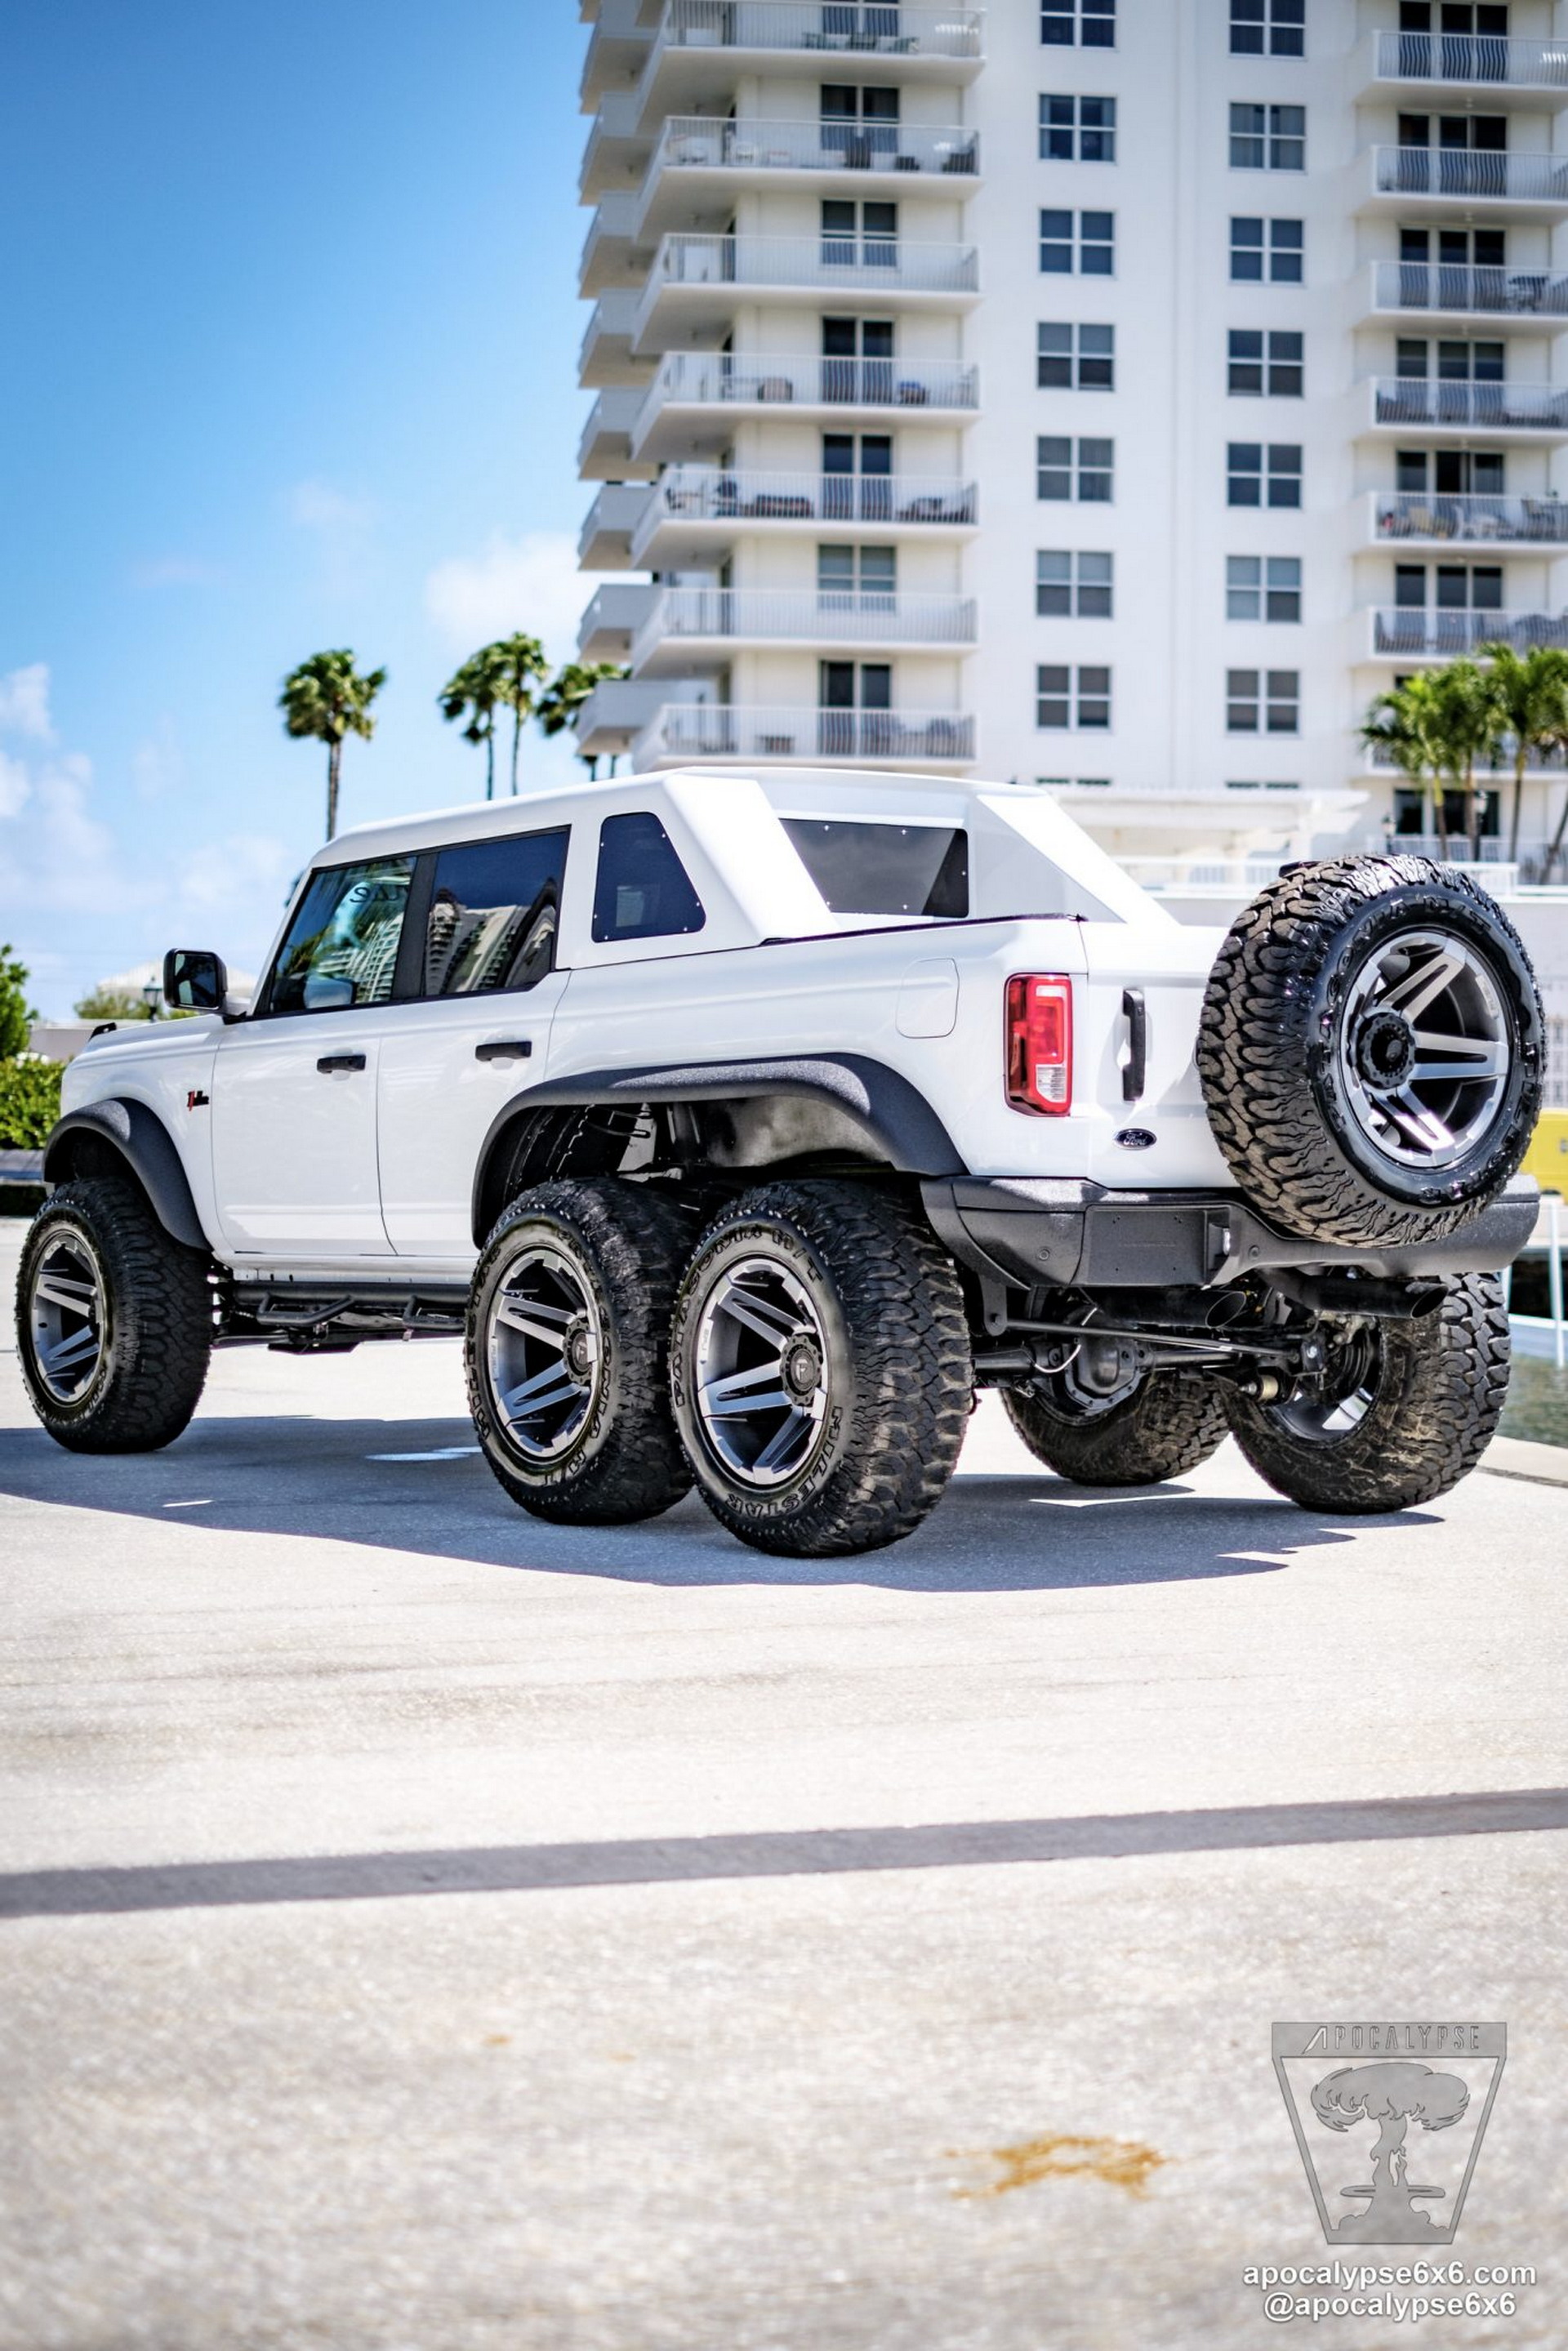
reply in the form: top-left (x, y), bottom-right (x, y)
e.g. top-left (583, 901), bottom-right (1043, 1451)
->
top-left (42, 1101), bottom-right (210, 1254)
top-left (470, 1054), bottom-right (967, 1244)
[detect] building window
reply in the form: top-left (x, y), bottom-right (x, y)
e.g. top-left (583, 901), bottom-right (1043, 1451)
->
top-left (1040, 209), bottom-right (1115, 275)
top-left (820, 84), bottom-right (900, 160)
top-left (1227, 668), bottom-right (1300, 732)
top-left (821, 199), bottom-right (898, 267)
top-left (1227, 329), bottom-right (1303, 396)
top-left (1227, 442), bottom-right (1301, 507)
top-left (1226, 779), bottom-right (1302, 793)
top-left (1227, 556), bottom-right (1302, 622)
top-left (818, 543), bottom-right (897, 606)
top-left (1041, 0), bottom-right (1116, 46)
top-left (1037, 322), bottom-right (1115, 390)
top-left (1037, 550), bottom-right (1115, 617)
top-left (1037, 664), bottom-right (1111, 728)
top-left (1230, 217), bottom-right (1303, 284)
top-left (1039, 94), bottom-right (1117, 161)
top-left (1037, 434), bottom-right (1114, 501)
top-left (1230, 0), bottom-right (1304, 56)
top-left (1230, 102), bottom-right (1305, 171)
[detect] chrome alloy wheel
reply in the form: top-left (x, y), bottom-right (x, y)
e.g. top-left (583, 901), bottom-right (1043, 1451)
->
top-left (28, 1232), bottom-right (106, 1403)
top-left (693, 1255), bottom-right (831, 1489)
top-left (485, 1245), bottom-right (603, 1462)
top-left (1337, 927), bottom-right (1509, 1170)
top-left (1272, 1323), bottom-right (1382, 1445)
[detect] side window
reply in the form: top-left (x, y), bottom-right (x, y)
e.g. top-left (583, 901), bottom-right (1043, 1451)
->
top-left (591, 813), bottom-right (706, 944)
top-left (424, 829), bottom-right (568, 996)
top-left (265, 857), bottom-right (413, 1015)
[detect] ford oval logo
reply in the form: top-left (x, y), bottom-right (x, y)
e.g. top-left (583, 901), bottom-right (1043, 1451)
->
top-left (1115, 1127), bottom-right (1156, 1151)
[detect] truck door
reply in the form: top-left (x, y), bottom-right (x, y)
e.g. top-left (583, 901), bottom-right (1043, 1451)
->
top-left (210, 854), bottom-right (413, 1258)
top-left (377, 826), bottom-right (571, 1258)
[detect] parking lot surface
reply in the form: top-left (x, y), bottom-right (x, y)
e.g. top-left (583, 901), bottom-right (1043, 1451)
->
top-left (2, 1219), bottom-right (1565, 2350)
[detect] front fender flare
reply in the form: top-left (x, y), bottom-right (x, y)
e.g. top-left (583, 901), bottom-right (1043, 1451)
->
top-left (42, 1101), bottom-right (210, 1254)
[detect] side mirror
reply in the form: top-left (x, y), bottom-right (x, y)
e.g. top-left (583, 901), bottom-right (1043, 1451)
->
top-left (302, 973), bottom-right (355, 1013)
top-left (163, 948), bottom-right (229, 1013)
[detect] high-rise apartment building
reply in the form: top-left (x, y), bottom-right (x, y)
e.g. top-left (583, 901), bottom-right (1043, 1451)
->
top-left (572, 0), bottom-right (1568, 901)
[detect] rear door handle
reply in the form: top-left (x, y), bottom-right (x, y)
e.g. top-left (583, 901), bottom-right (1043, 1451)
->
top-left (1120, 989), bottom-right (1147, 1103)
top-left (316, 1053), bottom-right (368, 1074)
top-left (474, 1040), bottom-right (533, 1063)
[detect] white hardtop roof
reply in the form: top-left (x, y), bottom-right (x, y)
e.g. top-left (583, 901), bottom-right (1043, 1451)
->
top-left (315, 766), bottom-right (1169, 942)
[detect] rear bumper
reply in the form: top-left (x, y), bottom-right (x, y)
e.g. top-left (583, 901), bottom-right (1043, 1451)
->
top-left (920, 1177), bottom-right (1542, 1291)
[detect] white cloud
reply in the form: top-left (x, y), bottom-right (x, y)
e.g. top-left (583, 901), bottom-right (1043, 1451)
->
top-left (287, 479), bottom-right (376, 534)
top-left (131, 554), bottom-right (223, 590)
top-left (0, 661), bottom-right (54, 742)
top-left (0, 750), bottom-right (29, 818)
top-left (423, 530), bottom-right (613, 667)
top-left (131, 718), bottom-right (186, 802)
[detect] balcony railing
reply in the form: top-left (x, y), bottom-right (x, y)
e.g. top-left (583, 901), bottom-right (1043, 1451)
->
top-left (645, 703), bottom-right (975, 762)
top-left (640, 466), bottom-right (978, 532)
top-left (655, 1), bottom-right (985, 61)
top-left (648, 231), bottom-right (980, 295)
top-left (1372, 31), bottom-right (1568, 89)
top-left (1373, 490), bottom-right (1568, 544)
top-left (1370, 261), bottom-right (1568, 316)
top-left (634, 586), bottom-right (978, 654)
top-left (634, 350), bottom-right (979, 440)
top-left (1371, 376), bottom-right (1568, 431)
top-left (1370, 146), bottom-right (1568, 203)
top-left (653, 115), bottom-right (978, 179)
top-left (1370, 606), bottom-right (1568, 656)
top-left (1365, 736), bottom-right (1568, 774)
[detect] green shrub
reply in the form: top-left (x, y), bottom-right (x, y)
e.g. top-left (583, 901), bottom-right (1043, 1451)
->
top-left (0, 1057), bottom-right (63, 1149)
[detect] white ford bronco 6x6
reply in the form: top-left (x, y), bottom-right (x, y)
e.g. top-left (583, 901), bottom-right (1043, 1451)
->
top-left (18, 768), bottom-right (1545, 1556)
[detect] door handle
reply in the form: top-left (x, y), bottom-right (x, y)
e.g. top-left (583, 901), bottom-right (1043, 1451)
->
top-left (1120, 989), bottom-right (1147, 1103)
top-left (474, 1040), bottom-right (533, 1063)
top-left (316, 1053), bottom-right (368, 1074)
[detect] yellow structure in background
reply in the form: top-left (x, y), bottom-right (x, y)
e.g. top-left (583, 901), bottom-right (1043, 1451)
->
top-left (1523, 1109), bottom-right (1568, 1195)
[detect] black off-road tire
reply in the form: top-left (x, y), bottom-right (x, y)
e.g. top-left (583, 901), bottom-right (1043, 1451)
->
top-left (1003, 1370), bottom-right (1228, 1486)
top-left (670, 1181), bottom-right (973, 1557)
top-left (1226, 1274), bottom-right (1509, 1513)
top-left (467, 1178), bottom-right (694, 1526)
top-left (16, 1178), bottom-right (212, 1452)
top-left (1197, 855), bottom-right (1543, 1247)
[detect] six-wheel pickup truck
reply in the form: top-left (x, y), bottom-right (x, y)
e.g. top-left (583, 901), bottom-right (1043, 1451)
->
top-left (16, 766), bottom-right (1544, 1556)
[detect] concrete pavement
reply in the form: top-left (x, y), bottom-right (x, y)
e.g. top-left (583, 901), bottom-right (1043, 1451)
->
top-left (2, 1217), bottom-right (1566, 2350)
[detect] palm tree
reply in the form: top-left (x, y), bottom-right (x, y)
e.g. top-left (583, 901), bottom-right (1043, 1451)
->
top-left (1361, 671), bottom-right (1447, 850)
top-left (536, 661), bottom-right (628, 780)
top-left (439, 648), bottom-right (506, 799)
top-left (1426, 659), bottom-right (1504, 859)
top-left (1477, 640), bottom-right (1568, 864)
top-left (489, 634), bottom-right (550, 796)
top-left (280, 650), bottom-right (386, 839)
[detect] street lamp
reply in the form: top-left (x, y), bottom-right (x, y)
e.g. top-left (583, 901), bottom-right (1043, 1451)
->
top-left (141, 975), bottom-right (162, 1021)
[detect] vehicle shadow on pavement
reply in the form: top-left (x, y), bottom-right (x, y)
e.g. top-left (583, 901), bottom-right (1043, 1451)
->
top-left (0, 1413), bottom-right (1402, 1590)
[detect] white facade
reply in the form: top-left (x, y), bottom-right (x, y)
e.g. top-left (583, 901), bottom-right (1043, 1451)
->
top-left (572, 0), bottom-right (1568, 894)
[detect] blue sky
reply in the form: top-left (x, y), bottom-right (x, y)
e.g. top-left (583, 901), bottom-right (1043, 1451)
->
top-left (0, 2), bottom-right (599, 1014)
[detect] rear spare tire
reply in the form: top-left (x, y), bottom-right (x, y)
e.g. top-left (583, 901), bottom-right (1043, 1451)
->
top-left (1197, 854), bottom-right (1543, 1247)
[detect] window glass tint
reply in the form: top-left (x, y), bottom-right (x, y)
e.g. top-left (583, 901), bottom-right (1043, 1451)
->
top-left (782, 820), bottom-right (969, 919)
top-left (592, 813), bottom-right (706, 943)
top-left (425, 830), bottom-right (568, 996)
top-left (267, 857), bottom-right (413, 1014)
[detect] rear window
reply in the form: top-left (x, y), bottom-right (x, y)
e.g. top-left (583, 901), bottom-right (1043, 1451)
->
top-left (783, 819), bottom-right (969, 919)
top-left (592, 812), bottom-right (706, 942)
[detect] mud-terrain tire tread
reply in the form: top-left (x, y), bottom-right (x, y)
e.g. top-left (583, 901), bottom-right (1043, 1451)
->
top-left (1225, 1273), bottom-right (1509, 1513)
top-left (671, 1181), bottom-right (973, 1557)
top-left (1196, 854), bottom-right (1542, 1247)
top-left (16, 1178), bottom-right (212, 1452)
top-left (1003, 1370), bottom-right (1228, 1486)
top-left (467, 1178), bottom-right (695, 1526)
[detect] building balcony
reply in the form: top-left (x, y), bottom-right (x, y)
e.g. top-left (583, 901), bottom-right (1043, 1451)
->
top-left (574, 675), bottom-right (671, 761)
top-left (581, 191), bottom-right (646, 296)
top-left (578, 482), bottom-right (653, 568)
top-left (1370, 488), bottom-right (1568, 546)
top-left (634, 233), bottom-right (980, 348)
top-left (1361, 605), bottom-right (1568, 661)
top-left (628, 2), bottom-right (987, 128)
top-left (579, 287), bottom-right (644, 387)
top-left (630, 584), bottom-right (978, 672)
top-left (1361, 734), bottom-right (1568, 776)
top-left (581, 91), bottom-right (646, 203)
top-left (581, 0), bottom-right (653, 111)
top-left (630, 349), bottom-right (979, 461)
top-left (633, 701), bottom-right (976, 769)
top-left (630, 466), bottom-right (978, 564)
top-left (577, 582), bottom-right (658, 662)
top-left (1358, 145), bottom-right (1568, 222)
top-left (635, 116), bottom-right (979, 238)
top-left (578, 386), bottom-right (657, 480)
top-left (1361, 260), bottom-right (1568, 329)
top-left (1357, 29), bottom-right (1568, 106)
top-left (1359, 375), bottom-right (1568, 440)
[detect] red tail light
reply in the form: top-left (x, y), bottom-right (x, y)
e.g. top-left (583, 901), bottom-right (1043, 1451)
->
top-left (1005, 974), bottom-right (1072, 1116)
